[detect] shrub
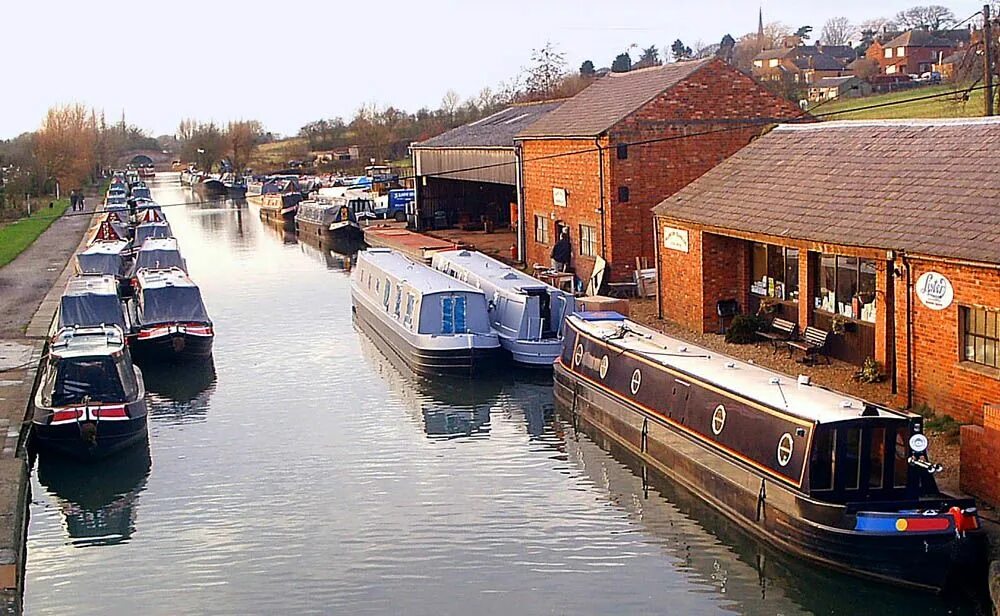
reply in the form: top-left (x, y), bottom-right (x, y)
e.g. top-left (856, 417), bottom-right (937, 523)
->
top-left (852, 356), bottom-right (885, 384)
top-left (725, 314), bottom-right (766, 344)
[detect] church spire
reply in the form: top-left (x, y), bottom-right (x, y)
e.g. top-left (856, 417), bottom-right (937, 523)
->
top-left (758, 7), bottom-right (766, 51)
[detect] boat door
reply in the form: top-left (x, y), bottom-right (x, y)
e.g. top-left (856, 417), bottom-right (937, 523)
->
top-left (809, 421), bottom-right (913, 502)
top-left (669, 378), bottom-right (691, 421)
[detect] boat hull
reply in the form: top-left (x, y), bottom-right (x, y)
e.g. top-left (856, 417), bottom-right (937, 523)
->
top-left (553, 361), bottom-right (987, 591)
top-left (329, 221), bottom-right (363, 244)
top-left (32, 414), bottom-right (148, 460)
top-left (132, 329), bottom-right (214, 361)
top-left (352, 294), bottom-right (501, 376)
top-left (502, 336), bottom-right (563, 367)
top-left (194, 180), bottom-right (227, 199)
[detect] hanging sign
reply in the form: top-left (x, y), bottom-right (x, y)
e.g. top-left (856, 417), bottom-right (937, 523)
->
top-left (662, 227), bottom-right (689, 253)
top-left (552, 187), bottom-right (567, 207)
top-left (915, 271), bottom-right (954, 310)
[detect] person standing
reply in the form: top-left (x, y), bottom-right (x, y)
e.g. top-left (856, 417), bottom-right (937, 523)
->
top-left (550, 229), bottom-right (571, 272)
top-left (69, 190), bottom-right (78, 212)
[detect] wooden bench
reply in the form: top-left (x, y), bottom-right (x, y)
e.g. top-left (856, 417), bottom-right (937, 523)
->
top-left (757, 318), bottom-right (797, 353)
top-left (786, 326), bottom-right (831, 365)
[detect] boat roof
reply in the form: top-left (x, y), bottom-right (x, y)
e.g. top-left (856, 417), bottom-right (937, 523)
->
top-left (81, 240), bottom-right (129, 255)
top-left (138, 237), bottom-right (180, 252)
top-left (569, 313), bottom-right (909, 425)
top-left (433, 250), bottom-right (557, 293)
top-left (50, 325), bottom-right (126, 358)
top-left (64, 275), bottom-right (118, 297)
top-left (136, 267), bottom-right (197, 290)
top-left (359, 249), bottom-right (484, 295)
top-left (297, 200), bottom-right (339, 213)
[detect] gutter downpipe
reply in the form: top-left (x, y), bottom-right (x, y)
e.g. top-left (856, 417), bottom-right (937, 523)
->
top-left (654, 218), bottom-right (662, 319)
top-left (902, 252), bottom-right (914, 408)
top-left (596, 136), bottom-right (607, 261)
top-left (515, 143), bottom-right (526, 263)
top-left (411, 145), bottom-right (422, 231)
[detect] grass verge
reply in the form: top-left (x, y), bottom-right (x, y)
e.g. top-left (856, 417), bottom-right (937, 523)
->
top-left (0, 198), bottom-right (70, 268)
top-left (815, 83), bottom-right (986, 120)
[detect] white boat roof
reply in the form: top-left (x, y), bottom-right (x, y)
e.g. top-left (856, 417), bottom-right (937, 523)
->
top-left (64, 275), bottom-right (118, 296)
top-left (136, 267), bottom-right (197, 289)
top-left (297, 200), bottom-right (338, 213)
top-left (570, 314), bottom-right (907, 425)
top-left (359, 249), bottom-right (485, 296)
top-left (81, 240), bottom-right (129, 255)
top-left (139, 238), bottom-right (180, 252)
top-left (50, 325), bottom-right (125, 358)
top-left (434, 249), bottom-right (557, 293)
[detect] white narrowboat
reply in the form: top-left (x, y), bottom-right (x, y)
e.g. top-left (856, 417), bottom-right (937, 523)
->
top-left (350, 248), bottom-right (501, 376)
top-left (431, 250), bottom-right (575, 367)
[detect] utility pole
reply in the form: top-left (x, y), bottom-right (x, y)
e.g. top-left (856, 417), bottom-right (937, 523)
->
top-left (986, 4), bottom-right (994, 116)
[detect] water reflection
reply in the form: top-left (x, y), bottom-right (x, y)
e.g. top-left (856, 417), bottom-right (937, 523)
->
top-left (142, 358), bottom-right (217, 423)
top-left (296, 233), bottom-right (358, 272)
top-left (258, 216), bottom-right (296, 244)
top-left (34, 443), bottom-right (151, 547)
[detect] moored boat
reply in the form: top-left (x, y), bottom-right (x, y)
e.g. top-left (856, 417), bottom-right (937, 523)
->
top-left (54, 275), bottom-right (130, 335)
top-left (327, 199), bottom-right (364, 244)
top-left (130, 268), bottom-right (214, 361)
top-left (294, 199), bottom-right (339, 241)
top-left (31, 325), bottom-right (148, 459)
top-left (431, 249), bottom-right (575, 366)
top-left (77, 240), bottom-right (131, 281)
top-left (260, 190), bottom-right (303, 220)
top-left (553, 312), bottom-right (986, 591)
top-left (351, 248), bottom-right (501, 376)
top-left (130, 238), bottom-right (187, 277)
top-left (133, 221), bottom-right (172, 248)
top-left (194, 177), bottom-right (226, 199)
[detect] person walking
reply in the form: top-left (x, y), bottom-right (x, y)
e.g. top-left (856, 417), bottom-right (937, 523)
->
top-left (69, 190), bottom-right (78, 212)
top-left (550, 229), bottom-right (571, 273)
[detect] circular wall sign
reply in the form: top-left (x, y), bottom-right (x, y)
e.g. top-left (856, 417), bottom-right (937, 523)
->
top-left (630, 369), bottom-right (642, 394)
top-left (599, 356), bottom-right (609, 379)
top-left (711, 405), bottom-right (727, 435)
top-left (776, 433), bottom-right (794, 467)
top-left (915, 271), bottom-right (954, 311)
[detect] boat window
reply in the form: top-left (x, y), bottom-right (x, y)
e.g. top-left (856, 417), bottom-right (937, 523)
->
top-left (116, 355), bottom-right (139, 400)
top-left (843, 427), bottom-right (861, 490)
top-left (894, 427), bottom-right (909, 488)
top-left (404, 294), bottom-right (415, 326)
top-left (383, 279), bottom-right (391, 308)
top-left (809, 428), bottom-right (836, 491)
top-left (441, 295), bottom-right (468, 334)
top-left (394, 288), bottom-right (402, 318)
top-left (868, 427), bottom-right (886, 489)
top-left (45, 357), bottom-right (126, 407)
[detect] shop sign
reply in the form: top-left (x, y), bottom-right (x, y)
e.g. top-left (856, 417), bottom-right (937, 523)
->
top-left (662, 227), bottom-right (689, 253)
top-left (915, 271), bottom-right (954, 310)
top-left (552, 187), bottom-right (567, 207)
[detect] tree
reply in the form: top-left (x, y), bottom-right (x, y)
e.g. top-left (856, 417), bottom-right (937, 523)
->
top-left (225, 120), bottom-right (264, 174)
top-left (440, 90), bottom-right (461, 121)
top-left (894, 5), bottom-right (955, 30)
top-left (794, 25), bottom-right (813, 41)
top-left (717, 34), bottom-right (736, 63)
top-left (611, 52), bottom-right (632, 73)
top-left (670, 39), bottom-right (692, 61)
top-left (580, 60), bottom-right (595, 76)
top-left (176, 119), bottom-right (225, 171)
top-left (637, 45), bottom-right (661, 67)
top-left (821, 17), bottom-right (852, 45)
top-left (850, 57), bottom-right (881, 79)
top-left (523, 42), bottom-right (567, 98)
top-left (35, 104), bottom-right (97, 190)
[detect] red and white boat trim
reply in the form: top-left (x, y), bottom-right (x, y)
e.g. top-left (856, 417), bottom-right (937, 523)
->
top-left (137, 323), bottom-right (214, 340)
top-left (50, 404), bottom-right (129, 425)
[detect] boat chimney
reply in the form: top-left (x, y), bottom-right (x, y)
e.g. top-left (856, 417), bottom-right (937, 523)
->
top-left (797, 374), bottom-right (811, 386)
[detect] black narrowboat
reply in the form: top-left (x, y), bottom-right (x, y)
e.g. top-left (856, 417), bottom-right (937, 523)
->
top-left (130, 268), bottom-right (214, 361)
top-left (328, 200), bottom-right (364, 244)
top-left (32, 326), bottom-right (148, 459)
top-left (553, 312), bottom-right (986, 592)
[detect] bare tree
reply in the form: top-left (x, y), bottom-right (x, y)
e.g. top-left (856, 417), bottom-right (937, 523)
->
top-left (225, 120), bottom-right (264, 174)
top-left (821, 17), bottom-right (853, 45)
top-left (523, 42), bottom-right (567, 98)
top-left (894, 5), bottom-right (956, 30)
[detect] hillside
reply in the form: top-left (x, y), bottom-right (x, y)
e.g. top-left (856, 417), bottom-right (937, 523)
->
top-left (814, 84), bottom-right (987, 121)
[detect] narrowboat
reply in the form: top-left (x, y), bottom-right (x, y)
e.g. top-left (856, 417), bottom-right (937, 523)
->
top-left (294, 199), bottom-right (339, 241)
top-left (259, 187), bottom-right (303, 220)
top-left (350, 248), bottom-right (501, 376)
top-left (131, 238), bottom-right (187, 276)
top-left (194, 177), bottom-right (227, 199)
top-left (54, 275), bottom-right (130, 335)
top-left (327, 199), bottom-right (364, 243)
top-left (133, 221), bottom-right (172, 248)
top-left (135, 204), bottom-right (166, 225)
top-left (130, 268), bottom-right (214, 360)
top-left (431, 249), bottom-right (575, 366)
top-left (92, 216), bottom-right (128, 244)
top-left (553, 312), bottom-right (986, 592)
top-left (77, 240), bottom-right (131, 280)
top-left (32, 325), bottom-right (148, 459)
top-left (129, 184), bottom-right (151, 200)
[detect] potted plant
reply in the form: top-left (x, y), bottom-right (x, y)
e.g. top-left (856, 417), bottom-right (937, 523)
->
top-left (757, 297), bottom-right (780, 316)
top-left (831, 314), bottom-right (850, 335)
top-left (852, 356), bottom-right (885, 384)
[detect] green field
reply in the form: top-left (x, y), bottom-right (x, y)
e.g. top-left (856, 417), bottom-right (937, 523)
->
top-left (813, 84), bottom-right (987, 120)
top-left (0, 199), bottom-right (70, 268)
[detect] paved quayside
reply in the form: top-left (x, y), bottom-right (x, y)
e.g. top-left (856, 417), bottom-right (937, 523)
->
top-left (0, 196), bottom-right (97, 613)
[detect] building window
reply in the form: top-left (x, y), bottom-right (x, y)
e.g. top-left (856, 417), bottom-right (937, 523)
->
top-left (534, 215), bottom-right (550, 245)
top-left (750, 243), bottom-right (798, 301)
top-left (753, 60), bottom-right (763, 68)
top-left (769, 58), bottom-right (779, 68)
top-left (814, 253), bottom-right (877, 321)
top-left (896, 47), bottom-right (905, 57)
top-left (616, 144), bottom-right (628, 160)
top-left (618, 186), bottom-right (629, 203)
top-left (884, 48), bottom-right (893, 58)
top-left (961, 307), bottom-right (999, 369)
top-left (579, 224), bottom-right (597, 257)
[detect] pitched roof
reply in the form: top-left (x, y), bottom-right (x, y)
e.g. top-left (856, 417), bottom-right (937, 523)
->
top-left (794, 54), bottom-right (848, 71)
top-left (886, 29), bottom-right (958, 49)
top-left (755, 45), bottom-right (856, 62)
top-left (413, 101), bottom-right (564, 149)
top-left (652, 119), bottom-right (1000, 264)
top-left (517, 58), bottom-right (712, 138)
top-left (812, 76), bottom-right (858, 88)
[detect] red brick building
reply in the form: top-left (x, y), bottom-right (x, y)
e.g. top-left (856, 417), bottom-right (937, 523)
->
top-left (866, 28), bottom-right (970, 75)
top-left (651, 118), bottom-right (1000, 500)
top-left (514, 58), bottom-right (802, 283)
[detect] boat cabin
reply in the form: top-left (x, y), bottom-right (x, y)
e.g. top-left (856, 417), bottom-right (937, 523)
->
top-left (134, 221), bottom-right (172, 248)
top-left (132, 238), bottom-right (187, 275)
top-left (295, 200), bottom-right (339, 227)
top-left (77, 240), bottom-right (131, 279)
top-left (57, 275), bottom-right (129, 333)
top-left (39, 325), bottom-right (138, 409)
top-left (133, 268), bottom-right (211, 328)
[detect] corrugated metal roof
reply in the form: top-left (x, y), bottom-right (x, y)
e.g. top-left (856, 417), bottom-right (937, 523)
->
top-left (653, 118), bottom-right (1000, 264)
top-left (413, 101), bottom-right (565, 149)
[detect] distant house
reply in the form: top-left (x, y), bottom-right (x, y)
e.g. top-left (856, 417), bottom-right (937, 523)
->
top-left (752, 44), bottom-right (857, 84)
top-left (935, 50), bottom-right (969, 81)
top-left (807, 76), bottom-right (872, 102)
top-left (313, 145), bottom-right (360, 163)
top-left (515, 58), bottom-right (802, 283)
top-left (867, 28), bottom-right (970, 75)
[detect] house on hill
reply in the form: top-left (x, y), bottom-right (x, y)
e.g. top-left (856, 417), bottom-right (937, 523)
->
top-left (514, 57), bottom-right (802, 284)
top-left (752, 44), bottom-right (857, 84)
top-left (867, 28), bottom-right (970, 75)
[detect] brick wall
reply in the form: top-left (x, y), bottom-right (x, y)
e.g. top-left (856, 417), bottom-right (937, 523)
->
top-left (656, 223), bottom-right (705, 331)
top-left (893, 259), bottom-right (1000, 424)
top-left (961, 404), bottom-right (1000, 505)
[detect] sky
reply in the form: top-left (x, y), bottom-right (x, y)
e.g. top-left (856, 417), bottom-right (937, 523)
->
top-left (0, 0), bottom-right (985, 140)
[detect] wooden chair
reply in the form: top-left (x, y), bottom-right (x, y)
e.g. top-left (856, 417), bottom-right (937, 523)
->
top-left (758, 318), bottom-right (797, 354)
top-left (786, 326), bottom-right (831, 365)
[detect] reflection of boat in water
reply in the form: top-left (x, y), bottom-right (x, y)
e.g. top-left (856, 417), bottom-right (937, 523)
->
top-left (562, 416), bottom-right (989, 615)
top-left (35, 441), bottom-right (151, 546)
top-left (142, 357), bottom-right (216, 424)
top-left (258, 215), bottom-right (298, 245)
top-left (297, 232), bottom-right (358, 271)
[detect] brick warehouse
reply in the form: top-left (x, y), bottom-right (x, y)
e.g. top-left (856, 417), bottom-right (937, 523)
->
top-left (514, 57), bottom-right (802, 284)
top-left (650, 119), bottom-right (999, 503)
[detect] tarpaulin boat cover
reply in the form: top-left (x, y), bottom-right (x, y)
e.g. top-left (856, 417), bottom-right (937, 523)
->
top-left (58, 294), bottom-right (126, 330)
top-left (140, 287), bottom-right (210, 326)
top-left (132, 249), bottom-right (186, 274)
top-left (134, 223), bottom-right (172, 247)
top-left (77, 251), bottom-right (128, 278)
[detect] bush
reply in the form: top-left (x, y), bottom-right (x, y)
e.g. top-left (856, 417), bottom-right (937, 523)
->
top-left (913, 403), bottom-right (962, 441)
top-left (852, 356), bottom-right (885, 383)
top-left (725, 314), bottom-right (766, 344)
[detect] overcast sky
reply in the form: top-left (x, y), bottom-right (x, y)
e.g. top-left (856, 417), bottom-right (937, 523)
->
top-left (0, 0), bottom-right (983, 139)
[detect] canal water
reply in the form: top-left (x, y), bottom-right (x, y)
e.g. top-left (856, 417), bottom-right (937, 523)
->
top-left (24, 176), bottom-right (986, 615)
